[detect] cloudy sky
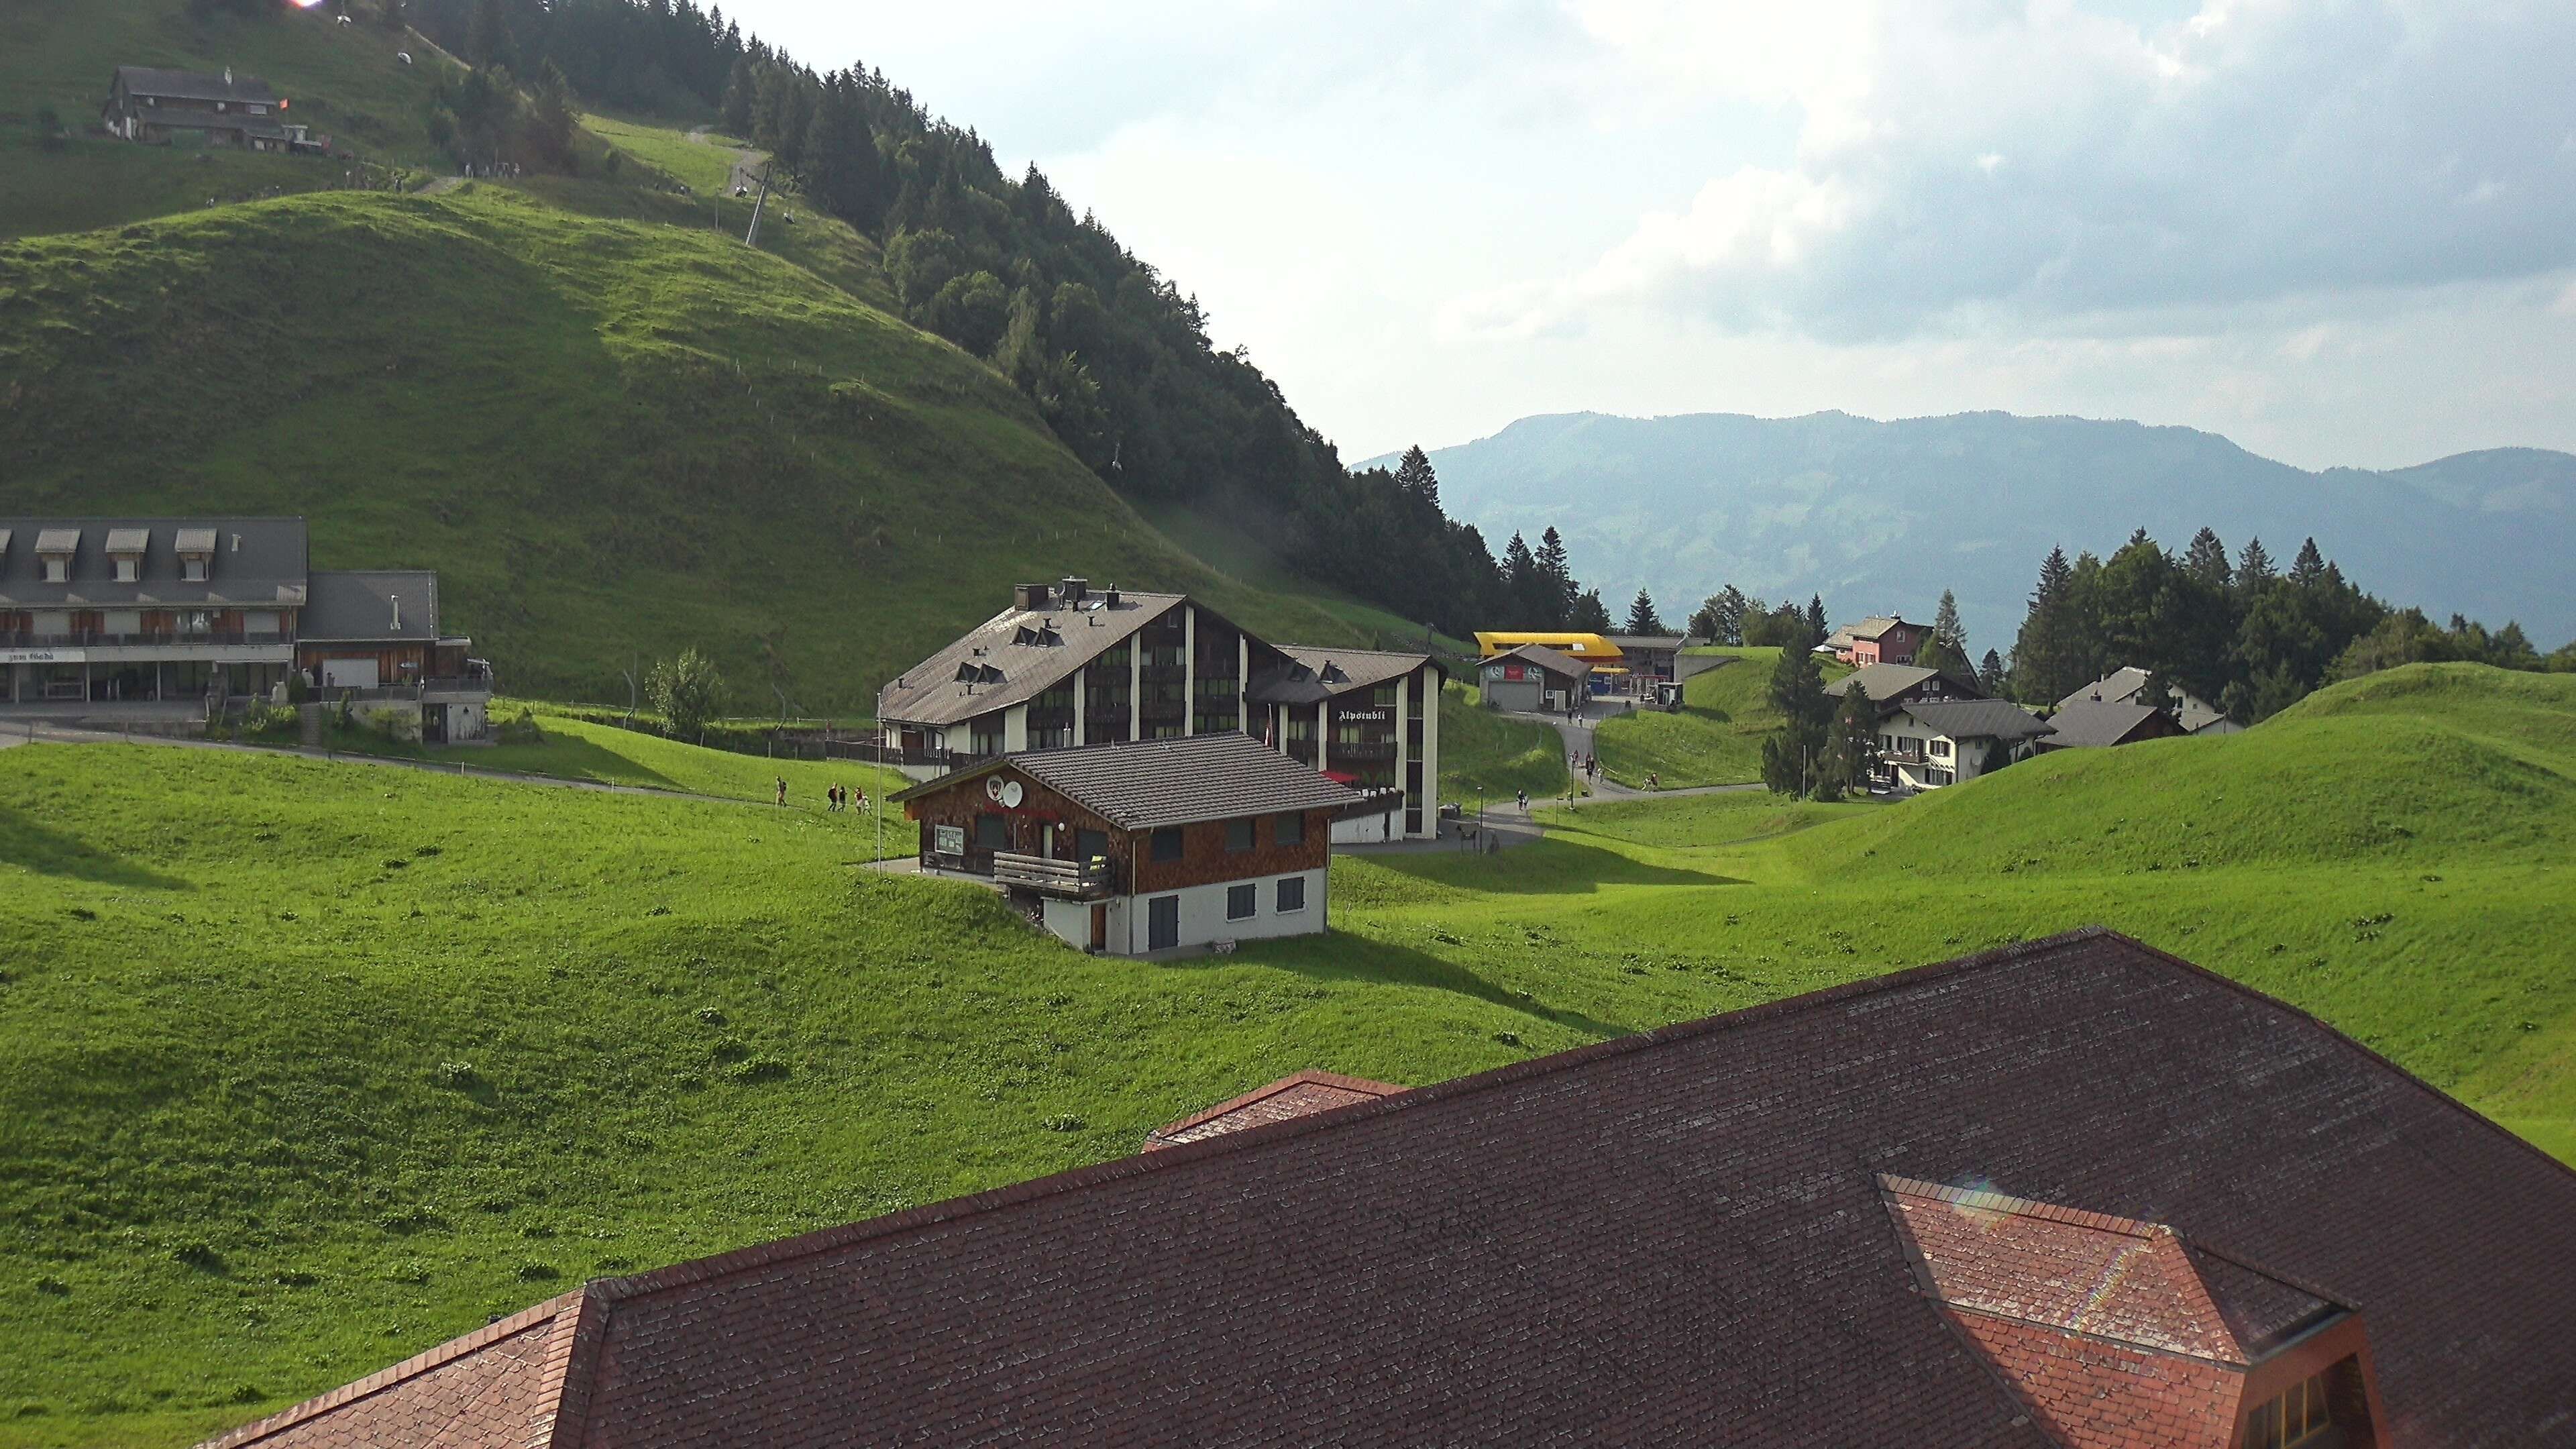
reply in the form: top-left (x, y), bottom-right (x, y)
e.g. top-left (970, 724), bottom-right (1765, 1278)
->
top-left (725, 0), bottom-right (2576, 471)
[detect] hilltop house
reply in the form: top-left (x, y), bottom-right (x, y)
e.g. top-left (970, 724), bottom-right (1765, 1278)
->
top-left (1477, 642), bottom-right (1592, 713)
top-left (1822, 615), bottom-right (1929, 666)
top-left (101, 66), bottom-right (320, 153)
top-left (877, 578), bottom-right (1444, 840)
top-left (0, 517), bottom-right (487, 738)
top-left (2062, 665), bottom-right (2241, 735)
top-left (200, 929), bottom-right (2576, 1448)
top-left (1823, 661), bottom-right (1984, 711)
top-left (1872, 698), bottom-right (2054, 789)
top-left (2037, 698), bottom-right (2190, 753)
top-left (890, 733), bottom-right (1358, 955)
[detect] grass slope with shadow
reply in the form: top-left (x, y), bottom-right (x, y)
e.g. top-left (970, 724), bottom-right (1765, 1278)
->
top-left (1590, 648), bottom-right (1854, 789)
top-left (5, 663), bottom-right (2569, 1446)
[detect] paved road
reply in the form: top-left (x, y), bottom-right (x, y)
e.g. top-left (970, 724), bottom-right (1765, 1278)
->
top-left (1499, 698), bottom-right (1766, 807)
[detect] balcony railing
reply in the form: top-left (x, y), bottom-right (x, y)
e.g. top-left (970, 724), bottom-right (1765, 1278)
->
top-left (0, 630), bottom-right (292, 648)
top-left (990, 851), bottom-right (1119, 900)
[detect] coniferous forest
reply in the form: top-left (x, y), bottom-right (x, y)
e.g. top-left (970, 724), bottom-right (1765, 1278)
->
top-left (396, 0), bottom-right (1521, 639)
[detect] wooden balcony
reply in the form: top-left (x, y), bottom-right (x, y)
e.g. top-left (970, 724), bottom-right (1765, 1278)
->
top-left (991, 851), bottom-right (1118, 900)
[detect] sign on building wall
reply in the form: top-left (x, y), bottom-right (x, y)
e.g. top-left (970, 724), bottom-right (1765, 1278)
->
top-left (934, 824), bottom-right (965, 855)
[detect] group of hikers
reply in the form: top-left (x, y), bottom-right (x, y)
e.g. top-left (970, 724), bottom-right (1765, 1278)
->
top-left (771, 777), bottom-right (870, 813)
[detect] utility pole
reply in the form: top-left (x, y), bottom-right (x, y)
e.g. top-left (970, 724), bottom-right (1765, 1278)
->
top-left (743, 164), bottom-right (773, 248)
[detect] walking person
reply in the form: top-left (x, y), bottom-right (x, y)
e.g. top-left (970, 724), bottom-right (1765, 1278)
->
top-left (775, 776), bottom-right (788, 808)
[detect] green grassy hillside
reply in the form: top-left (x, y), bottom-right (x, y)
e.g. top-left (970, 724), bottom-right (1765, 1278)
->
top-left (1589, 647), bottom-right (1853, 788)
top-left (1, 0), bottom-right (466, 239)
top-left (0, 188), bottom-right (1379, 713)
top-left (9, 663), bottom-right (2570, 1448)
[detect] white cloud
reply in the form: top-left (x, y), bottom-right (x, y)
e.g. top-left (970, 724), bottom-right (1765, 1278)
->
top-left (1544, 0), bottom-right (2576, 337)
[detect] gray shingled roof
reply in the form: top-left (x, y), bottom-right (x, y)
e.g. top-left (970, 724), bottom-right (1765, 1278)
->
top-left (894, 733), bottom-right (1358, 830)
top-left (878, 591), bottom-right (1187, 730)
top-left (1825, 662), bottom-right (1982, 703)
top-left (0, 517), bottom-right (308, 608)
top-left (2061, 666), bottom-right (2233, 733)
top-left (1898, 698), bottom-right (2055, 743)
top-left (114, 65), bottom-right (283, 106)
top-left (1254, 647), bottom-right (1442, 706)
top-left (303, 571), bottom-right (439, 643)
top-left (2039, 699), bottom-right (2174, 749)
top-left (1483, 643), bottom-right (1593, 682)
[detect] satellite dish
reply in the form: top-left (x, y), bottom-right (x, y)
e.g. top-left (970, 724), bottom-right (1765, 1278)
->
top-left (985, 775), bottom-right (1006, 802)
top-left (1001, 781), bottom-right (1024, 808)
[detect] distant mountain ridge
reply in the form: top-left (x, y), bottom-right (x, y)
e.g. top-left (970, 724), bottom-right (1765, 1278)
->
top-left (1372, 412), bottom-right (2576, 653)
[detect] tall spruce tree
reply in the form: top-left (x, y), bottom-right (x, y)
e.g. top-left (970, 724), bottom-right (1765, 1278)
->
top-left (1821, 682), bottom-right (1880, 800)
top-left (1693, 585), bottom-right (1749, 645)
top-left (1805, 595), bottom-right (1829, 649)
top-left (1536, 528), bottom-right (1577, 627)
top-left (1932, 589), bottom-right (1968, 659)
top-left (2289, 537), bottom-right (2328, 587)
top-left (1624, 588), bottom-right (1665, 636)
top-left (2010, 545), bottom-right (2084, 704)
top-left (1569, 588), bottom-right (1613, 633)
top-left (1980, 648), bottom-right (2006, 693)
top-left (1501, 532), bottom-right (1545, 627)
top-left (2183, 527), bottom-right (2232, 590)
top-left (1393, 447), bottom-right (1440, 509)
top-left (2237, 537), bottom-right (2277, 590)
top-left (802, 75), bottom-right (887, 227)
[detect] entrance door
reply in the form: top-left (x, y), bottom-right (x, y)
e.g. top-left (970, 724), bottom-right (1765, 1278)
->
top-left (1147, 895), bottom-right (1180, 951)
top-left (423, 704), bottom-right (449, 745)
top-left (1089, 904), bottom-right (1108, 951)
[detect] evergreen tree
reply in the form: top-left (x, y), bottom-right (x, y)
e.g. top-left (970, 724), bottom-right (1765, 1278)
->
top-left (1501, 533), bottom-right (1544, 628)
top-left (468, 0), bottom-right (517, 70)
top-left (1393, 447), bottom-right (1440, 509)
top-left (1932, 588), bottom-right (1968, 661)
top-left (2289, 537), bottom-right (2327, 588)
top-left (1568, 588), bottom-right (1613, 633)
top-left (719, 59), bottom-right (757, 133)
top-left (1690, 585), bottom-right (1750, 645)
top-left (1536, 528), bottom-right (1577, 627)
top-left (1762, 643), bottom-right (1831, 797)
top-left (1805, 595), bottom-right (1829, 649)
top-left (1624, 588), bottom-right (1665, 636)
top-left (2183, 527), bottom-right (2232, 589)
top-left (1980, 648), bottom-right (2005, 693)
top-left (2237, 537), bottom-right (2277, 590)
top-left (1821, 682), bottom-right (1880, 799)
top-left (2010, 545), bottom-right (2085, 704)
top-left (1977, 737), bottom-right (2015, 779)
top-left (802, 76), bottom-right (887, 227)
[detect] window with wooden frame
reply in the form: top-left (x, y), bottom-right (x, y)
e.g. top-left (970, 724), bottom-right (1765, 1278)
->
top-left (2241, 1370), bottom-right (2331, 1449)
top-left (1273, 812), bottom-right (1306, 847)
top-left (1275, 876), bottom-right (1307, 913)
top-left (1150, 826), bottom-right (1183, 862)
top-left (1224, 819), bottom-right (1256, 853)
top-left (1225, 883), bottom-right (1256, 921)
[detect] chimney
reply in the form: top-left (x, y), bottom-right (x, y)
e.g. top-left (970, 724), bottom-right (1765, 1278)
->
top-left (1058, 576), bottom-right (1088, 604)
top-left (390, 594), bottom-right (402, 633)
top-left (1014, 582), bottom-right (1053, 612)
top-left (225, 66), bottom-right (233, 87)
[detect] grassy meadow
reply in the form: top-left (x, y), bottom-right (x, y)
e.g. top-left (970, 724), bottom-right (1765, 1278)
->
top-left (1589, 647), bottom-right (1854, 788)
top-left (5, 663), bottom-right (2569, 1446)
top-left (0, 185), bottom-right (1387, 713)
top-left (1438, 681), bottom-right (1573, 807)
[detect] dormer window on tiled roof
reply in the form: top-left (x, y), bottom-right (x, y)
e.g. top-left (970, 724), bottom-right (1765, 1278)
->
top-left (34, 527), bottom-right (78, 584)
top-left (1877, 1174), bottom-right (2383, 1449)
top-left (174, 526), bottom-right (217, 582)
top-left (105, 527), bottom-right (149, 582)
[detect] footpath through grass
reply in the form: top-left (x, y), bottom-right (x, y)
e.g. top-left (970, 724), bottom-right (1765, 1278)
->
top-left (1438, 682), bottom-right (1570, 807)
top-left (1591, 648), bottom-right (1853, 789)
top-left (4, 664), bottom-right (2571, 1446)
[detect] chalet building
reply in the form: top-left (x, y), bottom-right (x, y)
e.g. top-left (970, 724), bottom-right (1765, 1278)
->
top-left (101, 66), bottom-right (319, 153)
top-left (890, 733), bottom-right (1358, 955)
top-left (1249, 647), bottom-right (1444, 841)
top-left (1823, 614), bottom-right (1930, 666)
top-left (0, 517), bottom-right (486, 737)
top-left (1871, 698), bottom-right (2054, 789)
top-left (1477, 642), bottom-right (1593, 712)
top-left (2037, 698), bottom-right (2191, 753)
top-left (878, 578), bottom-right (1444, 840)
top-left (2063, 665), bottom-right (2241, 736)
top-left (199, 930), bottom-right (2576, 1448)
top-left (1823, 660), bottom-right (1984, 711)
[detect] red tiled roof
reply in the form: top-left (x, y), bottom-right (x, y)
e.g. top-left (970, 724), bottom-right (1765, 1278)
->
top-left (200, 929), bottom-right (2576, 1448)
top-left (1144, 1069), bottom-right (1407, 1149)
top-left (204, 1292), bottom-right (590, 1449)
top-left (1878, 1176), bottom-right (2357, 1448)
